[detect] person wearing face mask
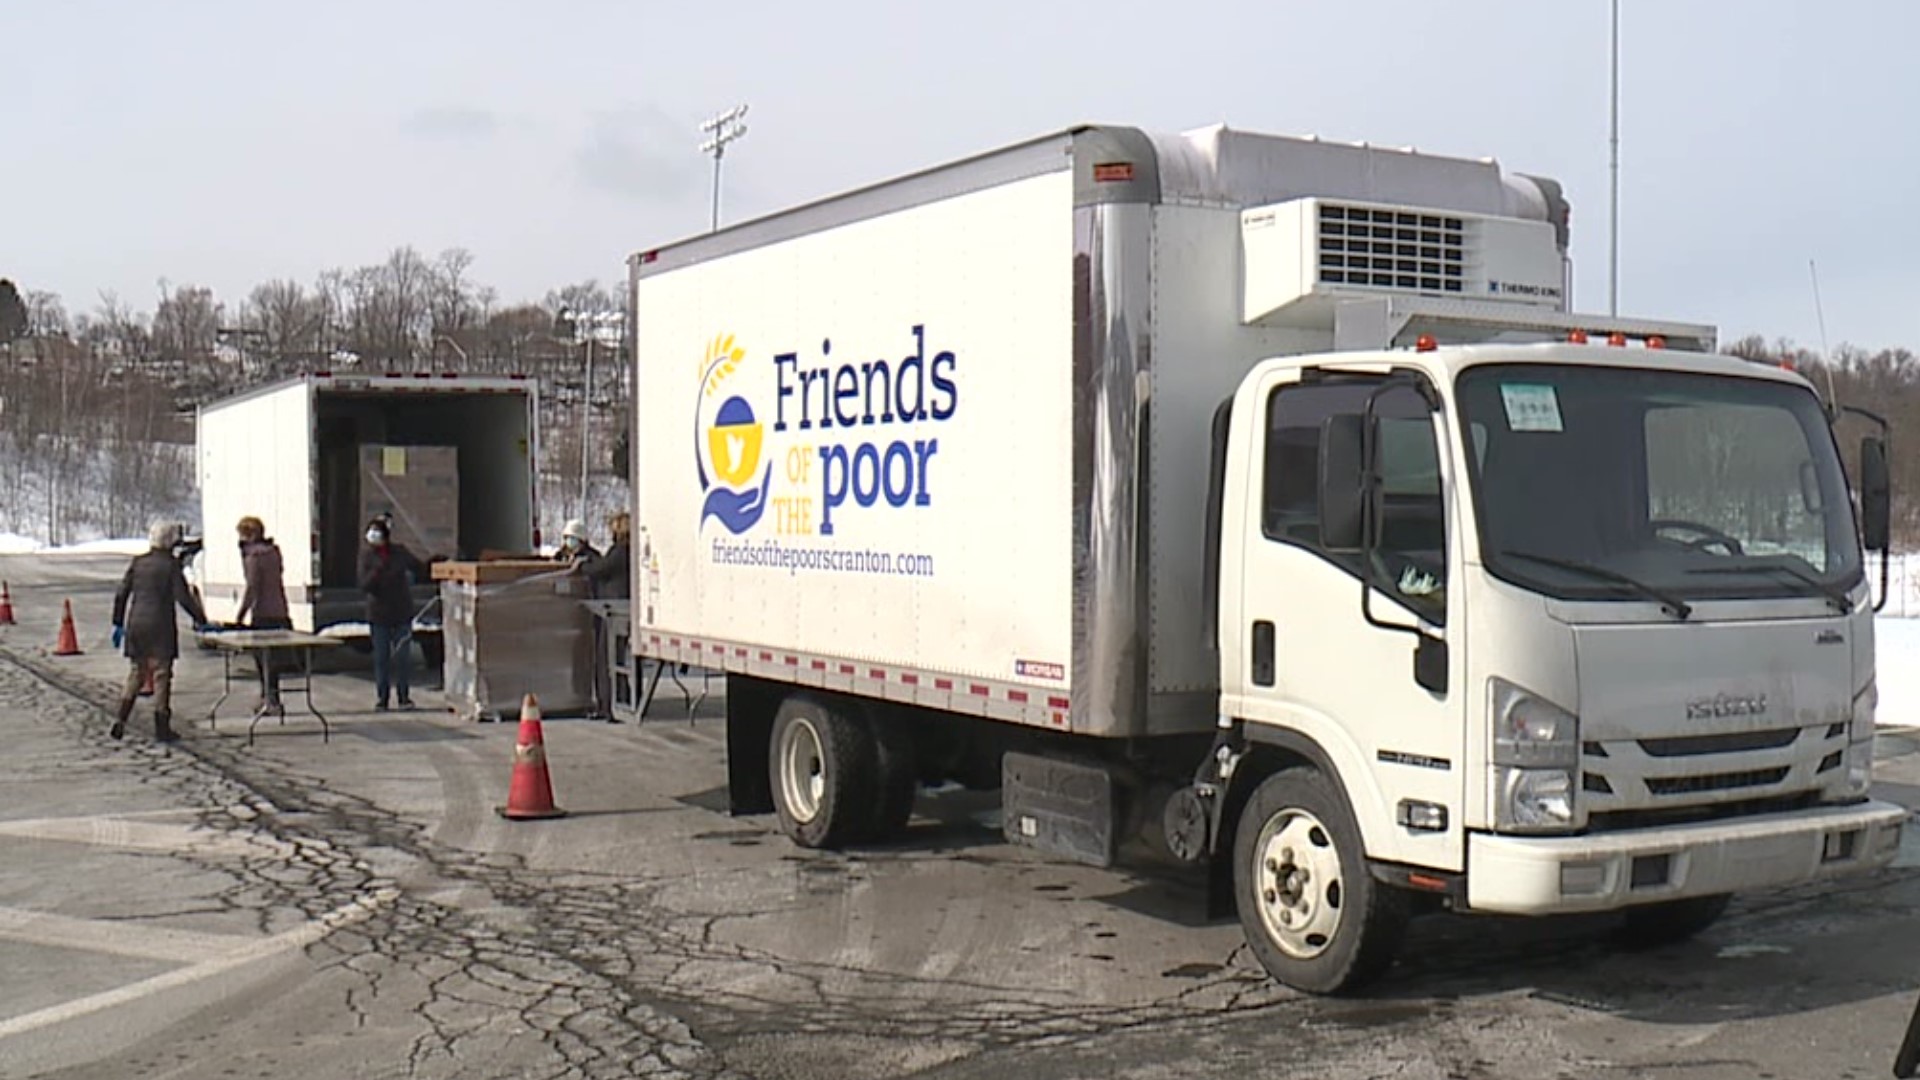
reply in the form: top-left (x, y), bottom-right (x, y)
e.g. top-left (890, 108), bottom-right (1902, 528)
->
top-left (555, 518), bottom-right (600, 567)
top-left (356, 516), bottom-right (426, 711)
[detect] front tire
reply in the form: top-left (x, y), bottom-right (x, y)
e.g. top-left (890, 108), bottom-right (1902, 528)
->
top-left (1233, 767), bottom-right (1408, 995)
top-left (769, 695), bottom-right (876, 849)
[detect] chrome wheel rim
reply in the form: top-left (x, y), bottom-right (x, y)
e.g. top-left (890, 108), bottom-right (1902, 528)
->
top-left (1253, 807), bottom-right (1345, 959)
top-left (778, 715), bottom-right (826, 823)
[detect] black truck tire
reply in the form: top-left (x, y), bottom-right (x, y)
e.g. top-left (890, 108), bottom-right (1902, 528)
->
top-left (866, 716), bottom-right (918, 842)
top-left (1233, 767), bottom-right (1409, 995)
top-left (769, 694), bottom-right (877, 849)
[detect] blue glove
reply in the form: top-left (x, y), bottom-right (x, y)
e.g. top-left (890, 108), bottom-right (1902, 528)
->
top-left (111, 624), bottom-right (124, 649)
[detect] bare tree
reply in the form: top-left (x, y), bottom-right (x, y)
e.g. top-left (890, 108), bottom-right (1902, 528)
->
top-left (0, 279), bottom-right (28, 342)
top-left (246, 279), bottom-right (324, 371)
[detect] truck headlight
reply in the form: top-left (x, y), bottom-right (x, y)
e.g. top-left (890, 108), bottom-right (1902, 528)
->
top-left (1491, 678), bottom-right (1580, 832)
top-left (1496, 766), bottom-right (1575, 830)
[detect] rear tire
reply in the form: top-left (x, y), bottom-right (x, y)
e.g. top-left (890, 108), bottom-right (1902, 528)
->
top-left (1616, 894), bottom-right (1731, 948)
top-left (868, 717), bottom-right (918, 842)
top-left (1233, 767), bottom-right (1408, 995)
top-left (769, 695), bottom-right (876, 849)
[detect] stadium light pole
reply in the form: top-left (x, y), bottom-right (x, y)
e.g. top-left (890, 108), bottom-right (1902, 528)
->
top-left (1609, 0), bottom-right (1620, 317)
top-left (700, 104), bottom-right (749, 233)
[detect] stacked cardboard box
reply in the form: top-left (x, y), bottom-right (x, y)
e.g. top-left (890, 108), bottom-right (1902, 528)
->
top-left (359, 445), bottom-right (459, 559)
top-left (434, 560), bottom-right (594, 720)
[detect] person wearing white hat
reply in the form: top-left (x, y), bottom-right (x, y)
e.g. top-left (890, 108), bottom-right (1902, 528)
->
top-left (556, 518), bottom-right (600, 566)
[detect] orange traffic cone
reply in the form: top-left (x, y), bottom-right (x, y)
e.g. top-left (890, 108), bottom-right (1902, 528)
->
top-left (0, 582), bottom-right (15, 625)
top-left (497, 694), bottom-right (566, 820)
top-left (53, 600), bottom-right (82, 656)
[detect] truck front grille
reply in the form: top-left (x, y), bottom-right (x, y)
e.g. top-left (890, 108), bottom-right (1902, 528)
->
top-left (1579, 721), bottom-right (1842, 830)
top-left (1645, 767), bottom-right (1790, 796)
top-left (1637, 728), bottom-right (1800, 757)
top-left (1588, 792), bottom-right (1820, 832)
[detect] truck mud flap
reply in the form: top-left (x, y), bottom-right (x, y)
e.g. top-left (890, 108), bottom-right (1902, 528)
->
top-left (1002, 752), bottom-right (1117, 868)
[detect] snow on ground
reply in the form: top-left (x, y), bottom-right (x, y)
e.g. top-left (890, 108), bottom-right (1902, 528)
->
top-left (1876, 615), bottom-right (1920, 730)
top-left (0, 534), bottom-right (149, 556)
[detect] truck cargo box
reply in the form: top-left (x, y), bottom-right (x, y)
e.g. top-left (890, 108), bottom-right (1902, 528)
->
top-left (631, 124), bottom-right (1630, 739)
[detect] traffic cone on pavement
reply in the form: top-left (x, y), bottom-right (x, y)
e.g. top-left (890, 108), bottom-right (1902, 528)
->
top-left (497, 694), bottom-right (566, 820)
top-left (0, 582), bottom-right (15, 625)
top-left (53, 600), bottom-right (82, 656)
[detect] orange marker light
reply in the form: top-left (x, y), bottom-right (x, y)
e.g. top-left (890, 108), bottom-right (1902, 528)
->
top-left (1647, 335), bottom-right (1666, 349)
top-left (1568, 330), bottom-right (1590, 344)
top-left (1607, 332), bottom-right (1628, 347)
top-left (1415, 334), bottom-right (1438, 352)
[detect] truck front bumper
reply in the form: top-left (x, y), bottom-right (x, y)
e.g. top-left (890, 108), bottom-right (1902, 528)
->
top-left (1464, 800), bottom-right (1909, 915)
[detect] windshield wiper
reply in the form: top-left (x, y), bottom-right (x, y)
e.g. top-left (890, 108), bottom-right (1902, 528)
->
top-left (1498, 549), bottom-right (1693, 620)
top-left (1689, 561), bottom-right (1852, 614)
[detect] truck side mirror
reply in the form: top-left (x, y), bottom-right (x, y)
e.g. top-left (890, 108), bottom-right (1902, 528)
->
top-left (1861, 435), bottom-right (1891, 552)
top-left (1319, 414), bottom-right (1367, 552)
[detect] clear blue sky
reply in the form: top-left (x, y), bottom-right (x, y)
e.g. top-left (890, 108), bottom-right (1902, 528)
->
top-left (6, 0), bottom-right (1916, 351)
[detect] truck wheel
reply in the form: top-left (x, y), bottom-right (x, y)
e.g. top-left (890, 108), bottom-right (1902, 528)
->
top-left (1616, 894), bottom-right (1731, 948)
top-left (769, 696), bottom-right (876, 849)
top-left (868, 718), bottom-right (918, 842)
top-left (1233, 768), bottom-right (1408, 995)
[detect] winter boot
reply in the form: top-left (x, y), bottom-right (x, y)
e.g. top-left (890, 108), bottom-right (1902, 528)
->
top-left (153, 708), bottom-right (178, 744)
top-left (111, 697), bottom-right (133, 740)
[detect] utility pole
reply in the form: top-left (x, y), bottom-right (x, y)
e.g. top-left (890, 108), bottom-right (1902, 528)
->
top-left (700, 104), bottom-right (749, 233)
top-left (1609, 0), bottom-right (1621, 317)
top-left (556, 308), bottom-right (625, 524)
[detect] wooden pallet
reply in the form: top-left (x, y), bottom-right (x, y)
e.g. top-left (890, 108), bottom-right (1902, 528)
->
top-left (430, 559), bottom-right (567, 585)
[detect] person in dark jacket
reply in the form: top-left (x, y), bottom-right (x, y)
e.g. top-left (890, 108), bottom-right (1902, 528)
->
top-left (110, 522), bottom-right (210, 742)
top-left (576, 512), bottom-right (633, 720)
top-left (357, 516), bottom-right (426, 711)
top-left (235, 515), bottom-right (291, 712)
top-left (581, 511), bottom-right (631, 600)
top-left (556, 517), bottom-right (599, 566)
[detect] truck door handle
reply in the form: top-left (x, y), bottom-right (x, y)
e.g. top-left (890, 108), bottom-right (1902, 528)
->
top-left (1252, 620), bottom-right (1275, 687)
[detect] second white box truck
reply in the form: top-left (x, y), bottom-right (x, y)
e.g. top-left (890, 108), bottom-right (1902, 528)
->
top-left (627, 123), bottom-right (1905, 992)
top-left (196, 372), bottom-right (541, 644)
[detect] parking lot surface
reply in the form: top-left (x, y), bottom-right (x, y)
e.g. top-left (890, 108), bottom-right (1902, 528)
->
top-left (1, 553), bottom-right (1917, 1079)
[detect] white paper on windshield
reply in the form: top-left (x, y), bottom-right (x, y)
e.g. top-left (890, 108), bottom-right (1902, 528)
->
top-left (1500, 384), bottom-right (1564, 432)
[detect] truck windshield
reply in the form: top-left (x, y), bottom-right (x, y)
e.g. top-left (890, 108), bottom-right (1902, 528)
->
top-left (1455, 363), bottom-right (1863, 604)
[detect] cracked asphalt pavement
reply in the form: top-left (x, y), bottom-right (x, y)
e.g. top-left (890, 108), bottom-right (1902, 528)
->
top-left (2, 554), bottom-right (1919, 1079)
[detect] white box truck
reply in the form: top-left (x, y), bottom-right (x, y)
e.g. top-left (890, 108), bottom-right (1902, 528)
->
top-left (195, 372), bottom-right (541, 644)
top-left (627, 123), bottom-right (1905, 993)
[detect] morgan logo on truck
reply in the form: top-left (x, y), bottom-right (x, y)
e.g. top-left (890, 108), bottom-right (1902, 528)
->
top-left (695, 325), bottom-right (958, 538)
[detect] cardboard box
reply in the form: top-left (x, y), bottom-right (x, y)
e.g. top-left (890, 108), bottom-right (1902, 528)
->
top-left (359, 445), bottom-right (459, 559)
top-left (438, 562), bottom-right (595, 719)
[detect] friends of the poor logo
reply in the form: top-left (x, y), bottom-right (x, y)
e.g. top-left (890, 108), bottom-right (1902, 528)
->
top-left (695, 325), bottom-right (957, 537)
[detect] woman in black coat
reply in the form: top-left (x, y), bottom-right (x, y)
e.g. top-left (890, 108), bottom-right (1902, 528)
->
top-left (111, 522), bottom-right (209, 742)
top-left (357, 516), bottom-right (426, 711)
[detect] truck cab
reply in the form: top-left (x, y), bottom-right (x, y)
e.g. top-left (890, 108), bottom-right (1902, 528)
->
top-left (1205, 337), bottom-right (1906, 991)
